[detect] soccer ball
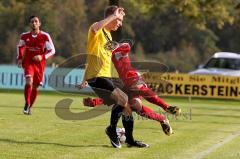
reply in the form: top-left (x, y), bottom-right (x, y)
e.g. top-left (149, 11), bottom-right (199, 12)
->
top-left (116, 127), bottom-right (126, 143)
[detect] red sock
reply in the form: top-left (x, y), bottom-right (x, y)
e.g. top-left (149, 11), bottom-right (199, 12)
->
top-left (30, 89), bottom-right (38, 108)
top-left (24, 84), bottom-right (32, 106)
top-left (145, 95), bottom-right (169, 110)
top-left (137, 105), bottom-right (165, 122)
top-left (140, 86), bottom-right (169, 110)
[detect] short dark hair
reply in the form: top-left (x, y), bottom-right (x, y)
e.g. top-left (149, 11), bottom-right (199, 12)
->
top-left (104, 5), bottom-right (118, 18)
top-left (28, 15), bottom-right (40, 23)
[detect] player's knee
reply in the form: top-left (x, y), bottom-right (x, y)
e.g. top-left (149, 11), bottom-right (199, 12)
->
top-left (129, 98), bottom-right (142, 111)
top-left (110, 88), bottom-right (128, 107)
top-left (25, 77), bottom-right (33, 85)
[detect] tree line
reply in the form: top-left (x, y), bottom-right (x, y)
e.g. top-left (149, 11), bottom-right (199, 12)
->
top-left (0, 0), bottom-right (240, 72)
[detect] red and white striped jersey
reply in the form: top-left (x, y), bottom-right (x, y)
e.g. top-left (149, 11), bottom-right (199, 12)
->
top-left (17, 31), bottom-right (55, 65)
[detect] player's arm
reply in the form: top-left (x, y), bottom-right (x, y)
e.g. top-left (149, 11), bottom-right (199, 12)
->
top-left (43, 33), bottom-right (55, 60)
top-left (76, 64), bottom-right (88, 89)
top-left (16, 35), bottom-right (26, 68)
top-left (33, 33), bottom-right (55, 62)
top-left (91, 7), bottom-right (125, 33)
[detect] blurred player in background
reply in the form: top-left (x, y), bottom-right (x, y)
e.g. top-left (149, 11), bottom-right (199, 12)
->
top-left (17, 15), bottom-right (55, 115)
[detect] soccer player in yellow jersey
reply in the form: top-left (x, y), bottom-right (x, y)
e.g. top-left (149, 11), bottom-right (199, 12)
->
top-left (78, 6), bottom-right (149, 148)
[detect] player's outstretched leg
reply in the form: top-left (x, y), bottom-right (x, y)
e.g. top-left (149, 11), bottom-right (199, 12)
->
top-left (139, 105), bottom-right (173, 136)
top-left (82, 97), bottom-right (181, 116)
top-left (166, 106), bottom-right (181, 116)
top-left (160, 118), bottom-right (173, 136)
top-left (136, 84), bottom-right (181, 116)
top-left (130, 98), bottom-right (173, 136)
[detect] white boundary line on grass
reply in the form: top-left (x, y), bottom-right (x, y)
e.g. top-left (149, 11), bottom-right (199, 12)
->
top-left (193, 130), bottom-right (240, 159)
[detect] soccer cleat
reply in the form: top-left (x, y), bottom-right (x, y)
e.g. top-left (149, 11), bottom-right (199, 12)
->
top-left (105, 126), bottom-right (121, 148)
top-left (166, 106), bottom-right (181, 116)
top-left (160, 118), bottom-right (173, 136)
top-left (125, 140), bottom-right (149, 148)
top-left (23, 104), bottom-right (31, 115)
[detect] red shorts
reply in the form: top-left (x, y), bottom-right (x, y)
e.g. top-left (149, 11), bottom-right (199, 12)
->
top-left (24, 64), bottom-right (44, 86)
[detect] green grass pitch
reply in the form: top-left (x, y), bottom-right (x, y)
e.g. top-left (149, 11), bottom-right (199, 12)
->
top-left (0, 91), bottom-right (240, 159)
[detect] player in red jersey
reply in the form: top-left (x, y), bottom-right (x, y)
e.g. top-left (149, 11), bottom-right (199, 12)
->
top-left (112, 42), bottom-right (181, 135)
top-left (17, 15), bottom-right (55, 115)
top-left (111, 42), bottom-right (181, 117)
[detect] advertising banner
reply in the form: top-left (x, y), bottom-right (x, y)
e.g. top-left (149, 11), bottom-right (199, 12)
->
top-left (143, 73), bottom-right (240, 99)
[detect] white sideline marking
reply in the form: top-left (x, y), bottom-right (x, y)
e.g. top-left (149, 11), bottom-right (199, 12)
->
top-left (193, 130), bottom-right (240, 159)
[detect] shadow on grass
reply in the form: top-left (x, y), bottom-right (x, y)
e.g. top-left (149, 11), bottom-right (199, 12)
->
top-left (0, 104), bottom-right (87, 110)
top-left (0, 138), bottom-right (111, 148)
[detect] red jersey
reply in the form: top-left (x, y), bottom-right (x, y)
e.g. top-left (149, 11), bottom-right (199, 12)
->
top-left (111, 43), bottom-right (141, 87)
top-left (17, 31), bottom-right (55, 67)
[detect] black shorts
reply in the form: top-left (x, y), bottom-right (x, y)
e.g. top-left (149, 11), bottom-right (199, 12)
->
top-left (87, 77), bottom-right (124, 106)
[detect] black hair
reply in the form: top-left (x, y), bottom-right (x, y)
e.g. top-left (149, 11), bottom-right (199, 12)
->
top-left (28, 15), bottom-right (40, 23)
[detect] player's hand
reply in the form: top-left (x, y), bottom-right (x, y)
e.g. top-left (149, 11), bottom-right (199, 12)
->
top-left (76, 81), bottom-right (88, 89)
top-left (32, 55), bottom-right (43, 62)
top-left (114, 7), bottom-right (125, 19)
top-left (17, 59), bottom-right (23, 68)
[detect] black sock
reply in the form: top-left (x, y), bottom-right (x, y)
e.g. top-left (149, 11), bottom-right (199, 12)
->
top-left (110, 104), bottom-right (123, 130)
top-left (122, 114), bottom-right (134, 143)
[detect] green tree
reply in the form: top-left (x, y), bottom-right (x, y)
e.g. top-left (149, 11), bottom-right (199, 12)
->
top-left (55, 0), bottom-right (88, 57)
top-left (122, 0), bottom-right (237, 71)
top-left (0, 0), bottom-right (26, 64)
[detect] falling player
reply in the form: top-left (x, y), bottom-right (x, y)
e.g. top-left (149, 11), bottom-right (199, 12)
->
top-left (111, 42), bottom-right (181, 117)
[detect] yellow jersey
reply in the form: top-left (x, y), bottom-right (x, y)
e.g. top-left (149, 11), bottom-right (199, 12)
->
top-left (85, 25), bottom-right (118, 80)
